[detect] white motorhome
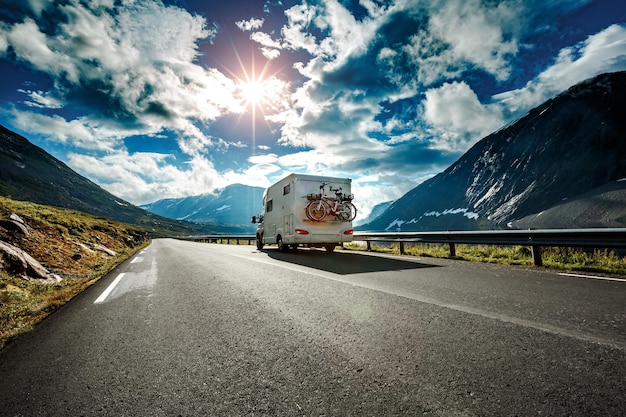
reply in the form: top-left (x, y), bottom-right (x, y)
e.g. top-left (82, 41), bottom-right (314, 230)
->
top-left (252, 173), bottom-right (356, 252)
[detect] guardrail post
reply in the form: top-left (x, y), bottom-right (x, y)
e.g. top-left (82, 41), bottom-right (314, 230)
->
top-left (449, 243), bottom-right (456, 257)
top-left (399, 242), bottom-right (405, 255)
top-left (366, 241), bottom-right (372, 251)
top-left (531, 245), bottom-right (543, 266)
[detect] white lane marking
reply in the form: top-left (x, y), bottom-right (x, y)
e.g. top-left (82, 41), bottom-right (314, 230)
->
top-left (94, 273), bottom-right (125, 304)
top-left (131, 257), bottom-right (143, 264)
top-left (557, 272), bottom-right (625, 282)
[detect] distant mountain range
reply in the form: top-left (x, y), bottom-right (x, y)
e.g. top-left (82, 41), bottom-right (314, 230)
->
top-left (358, 71), bottom-right (626, 231)
top-left (0, 125), bottom-right (233, 237)
top-left (354, 200), bottom-right (394, 226)
top-left (140, 184), bottom-right (264, 233)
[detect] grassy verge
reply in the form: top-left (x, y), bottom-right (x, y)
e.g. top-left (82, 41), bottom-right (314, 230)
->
top-left (343, 242), bottom-right (626, 276)
top-left (0, 197), bottom-right (149, 349)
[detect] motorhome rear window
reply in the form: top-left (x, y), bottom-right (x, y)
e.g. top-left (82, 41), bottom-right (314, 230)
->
top-left (283, 184), bottom-right (290, 195)
top-left (266, 199), bottom-right (273, 212)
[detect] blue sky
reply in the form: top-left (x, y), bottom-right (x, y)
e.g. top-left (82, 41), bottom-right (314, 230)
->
top-left (0, 0), bottom-right (625, 221)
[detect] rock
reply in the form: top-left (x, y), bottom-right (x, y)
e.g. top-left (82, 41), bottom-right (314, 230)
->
top-left (71, 253), bottom-right (82, 261)
top-left (9, 213), bottom-right (26, 225)
top-left (0, 240), bottom-right (62, 282)
top-left (0, 219), bottom-right (29, 236)
top-left (92, 243), bottom-right (116, 256)
top-left (74, 241), bottom-right (95, 253)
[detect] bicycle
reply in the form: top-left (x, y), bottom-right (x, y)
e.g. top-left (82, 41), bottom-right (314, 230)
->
top-left (305, 183), bottom-right (357, 222)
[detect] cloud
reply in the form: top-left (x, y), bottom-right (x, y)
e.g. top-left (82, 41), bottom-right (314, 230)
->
top-left (427, 0), bottom-right (521, 81)
top-left (495, 24), bottom-right (626, 115)
top-left (249, 31), bottom-right (283, 59)
top-left (18, 89), bottom-right (64, 109)
top-left (423, 81), bottom-right (504, 151)
top-left (248, 154), bottom-right (279, 164)
top-left (4, 107), bottom-right (122, 151)
top-left (67, 150), bottom-right (222, 205)
top-left (67, 146), bottom-right (281, 205)
top-left (236, 17), bottom-right (265, 32)
top-left (0, 0), bottom-right (238, 154)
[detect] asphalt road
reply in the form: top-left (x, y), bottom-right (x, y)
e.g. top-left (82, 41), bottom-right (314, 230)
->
top-left (1, 239), bottom-right (625, 416)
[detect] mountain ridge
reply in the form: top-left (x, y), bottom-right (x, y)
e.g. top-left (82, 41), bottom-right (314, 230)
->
top-left (0, 125), bottom-right (227, 237)
top-left (359, 71), bottom-right (626, 231)
top-left (140, 184), bottom-right (264, 232)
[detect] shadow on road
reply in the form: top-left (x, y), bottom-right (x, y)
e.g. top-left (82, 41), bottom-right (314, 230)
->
top-left (264, 248), bottom-right (441, 275)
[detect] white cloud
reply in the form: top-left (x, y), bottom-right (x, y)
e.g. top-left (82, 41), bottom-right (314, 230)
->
top-left (68, 149), bottom-right (281, 205)
top-left (281, 0), bottom-right (385, 68)
top-left (249, 32), bottom-right (283, 59)
top-left (423, 81), bottom-right (504, 151)
top-left (236, 18), bottom-right (264, 32)
top-left (248, 154), bottom-right (279, 164)
top-left (495, 24), bottom-right (626, 115)
top-left (5, 19), bottom-right (79, 82)
top-left (221, 163), bottom-right (280, 190)
top-left (428, 0), bottom-right (521, 81)
top-left (281, 3), bottom-right (323, 55)
top-left (0, 0), bottom-right (236, 156)
top-left (18, 89), bottom-right (64, 109)
top-left (5, 108), bottom-right (121, 151)
top-left (27, 0), bottom-right (51, 16)
top-left (67, 151), bottom-right (222, 205)
top-left (278, 0), bottom-right (518, 159)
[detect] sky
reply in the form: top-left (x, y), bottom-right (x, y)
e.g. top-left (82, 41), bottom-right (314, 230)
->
top-left (0, 0), bottom-right (625, 221)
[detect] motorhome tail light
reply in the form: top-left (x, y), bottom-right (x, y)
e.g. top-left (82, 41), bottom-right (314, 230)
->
top-left (343, 229), bottom-right (354, 235)
top-left (295, 229), bottom-right (310, 235)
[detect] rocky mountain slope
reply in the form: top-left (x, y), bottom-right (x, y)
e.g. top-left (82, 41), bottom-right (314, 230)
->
top-left (141, 184), bottom-right (264, 233)
top-left (359, 71), bottom-right (626, 231)
top-left (0, 125), bottom-right (223, 237)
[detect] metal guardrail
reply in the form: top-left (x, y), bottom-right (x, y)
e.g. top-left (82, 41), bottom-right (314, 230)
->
top-left (180, 235), bottom-right (256, 245)
top-left (354, 229), bottom-right (626, 266)
top-left (179, 228), bottom-right (626, 266)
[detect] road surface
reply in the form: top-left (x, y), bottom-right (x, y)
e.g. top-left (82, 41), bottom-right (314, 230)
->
top-left (1, 239), bottom-right (625, 416)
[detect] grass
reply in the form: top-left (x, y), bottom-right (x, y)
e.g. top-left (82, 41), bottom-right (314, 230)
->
top-left (0, 196), bottom-right (149, 349)
top-left (343, 242), bottom-right (626, 276)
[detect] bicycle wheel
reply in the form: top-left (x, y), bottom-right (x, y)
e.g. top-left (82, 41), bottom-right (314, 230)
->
top-left (306, 200), bottom-right (327, 221)
top-left (337, 202), bottom-right (357, 221)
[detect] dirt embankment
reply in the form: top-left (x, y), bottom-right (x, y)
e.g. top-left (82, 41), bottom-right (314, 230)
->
top-left (0, 196), bottom-right (149, 349)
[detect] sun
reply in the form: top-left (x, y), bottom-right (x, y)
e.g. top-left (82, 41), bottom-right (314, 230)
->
top-left (238, 78), bottom-right (268, 107)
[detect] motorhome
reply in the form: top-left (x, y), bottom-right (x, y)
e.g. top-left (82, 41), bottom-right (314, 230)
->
top-left (252, 173), bottom-right (356, 252)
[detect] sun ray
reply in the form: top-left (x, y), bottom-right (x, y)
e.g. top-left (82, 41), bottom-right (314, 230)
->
top-left (217, 44), bottom-right (290, 156)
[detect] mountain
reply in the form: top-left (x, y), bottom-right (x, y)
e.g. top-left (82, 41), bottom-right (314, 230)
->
top-left (354, 200), bottom-right (394, 226)
top-left (359, 71), bottom-right (626, 231)
top-left (141, 184), bottom-right (265, 233)
top-left (511, 180), bottom-right (626, 229)
top-left (0, 125), bottom-right (221, 237)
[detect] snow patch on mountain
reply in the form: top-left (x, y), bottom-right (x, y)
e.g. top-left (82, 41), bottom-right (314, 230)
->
top-left (384, 208), bottom-right (479, 230)
top-left (424, 208), bottom-right (479, 219)
top-left (471, 177), bottom-right (505, 209)
top-left (488, 181), bottom-right (537, 222)
top-left (385, 219), bottom-right (405, 231)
